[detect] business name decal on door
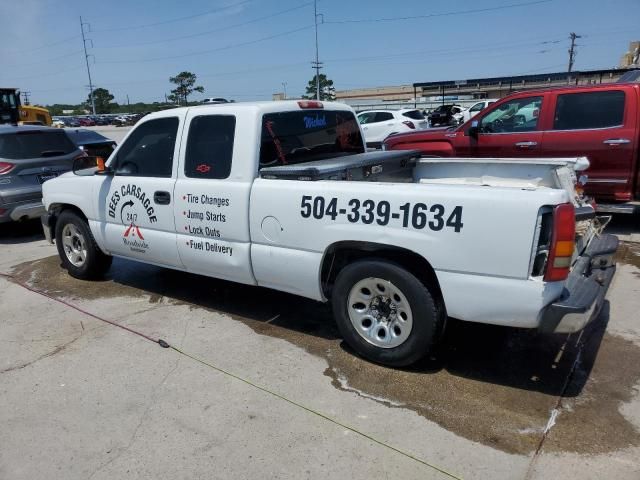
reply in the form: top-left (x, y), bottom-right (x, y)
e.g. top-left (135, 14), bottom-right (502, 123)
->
top-left (108, 183), bottom-right (157, 254)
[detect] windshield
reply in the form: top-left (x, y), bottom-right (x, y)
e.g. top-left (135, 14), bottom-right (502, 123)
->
top-left (259, 110), bottom-right (364, 168)
top-left (0, 91), bottom-right (19, 123)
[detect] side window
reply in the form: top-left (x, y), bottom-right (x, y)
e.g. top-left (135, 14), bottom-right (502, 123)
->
top-left (184, 115), bottom-right (235, 179)
top-left (375, 112), bottom-right (394, 122)
top-left (469, 102), bottom-right (485, 113)
top-left (479, 96), bottom-right (542, 133)
top-left (553, 90), bottom-right (625, 130)
top-left (114, 117), bottom-right (178, 177)
top-left (358, 113), bottom-right (374, 125)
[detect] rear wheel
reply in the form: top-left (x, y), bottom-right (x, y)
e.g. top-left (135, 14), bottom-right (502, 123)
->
top-left (55, 210), bottom-right (112, 280)
top-left (332, 259), bottom-right (442, 367)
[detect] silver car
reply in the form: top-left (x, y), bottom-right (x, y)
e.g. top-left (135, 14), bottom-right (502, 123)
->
top-left (0, 125), bottom-right (83, 223)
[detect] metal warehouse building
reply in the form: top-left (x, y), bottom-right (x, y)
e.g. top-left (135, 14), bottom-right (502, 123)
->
top-left (335, 67), bottom-right (638, 111)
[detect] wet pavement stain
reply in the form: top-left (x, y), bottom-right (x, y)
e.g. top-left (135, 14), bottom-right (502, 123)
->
top-left (8, 252), bottom-right (640, 456)
top-left (615, 242), bottom-right (640, 276)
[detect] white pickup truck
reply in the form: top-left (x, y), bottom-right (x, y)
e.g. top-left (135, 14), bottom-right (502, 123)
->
top-left (41, 100), bottom-right (617, 366)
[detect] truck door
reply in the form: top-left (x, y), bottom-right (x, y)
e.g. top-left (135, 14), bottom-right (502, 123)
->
top-left (470, 95), bottom-right (545, 157)
top-left (99, 115), bottom-right (183, 268)
top-left (173, 111), bottom-right (255, 285)
top-left (542, 88), bottom-right (636, 202)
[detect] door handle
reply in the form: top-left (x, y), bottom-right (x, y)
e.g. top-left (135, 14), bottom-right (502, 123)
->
top-left (603, 138), bottom-right (631, 145)
top-left (515, 141), bottom-right (538, 148)
top-left (154, 191), bottom-right (171, 205)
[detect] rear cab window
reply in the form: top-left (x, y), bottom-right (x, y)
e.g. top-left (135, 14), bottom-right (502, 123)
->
top-left (553, 90), bottom-right (625, 130)
top-left (260, 109), bottom-right (364, 168)
top-left (184, 115), bottom-right (236, 179)
top-left (0, 130), bottom-right (77, 159)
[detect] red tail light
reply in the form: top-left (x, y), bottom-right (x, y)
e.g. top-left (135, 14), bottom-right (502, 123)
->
top-left (402, 120), bottom-right (416, 129)
top-left (544, 203), bottom-right (575, 282)
top-left (0, 162), bottom-right (15, 175)
top-left (298, 100), bottom-right (324, 109)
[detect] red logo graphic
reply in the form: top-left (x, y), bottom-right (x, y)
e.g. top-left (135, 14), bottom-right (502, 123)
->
top-left (195, 163), bottom-right (211, 173)
top-left (123, 223), bottom-right (145, 240)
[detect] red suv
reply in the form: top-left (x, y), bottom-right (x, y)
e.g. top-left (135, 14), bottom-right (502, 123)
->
top-left (384, 83), bottom-right (640, 211)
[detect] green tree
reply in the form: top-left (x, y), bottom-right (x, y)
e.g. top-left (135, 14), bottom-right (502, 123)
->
top-left (86, 88), bottom-right (115, 114)
top-left (169, 71), bottom-right (204, 105)
top-left (302, 73), bottom-right (335, 101)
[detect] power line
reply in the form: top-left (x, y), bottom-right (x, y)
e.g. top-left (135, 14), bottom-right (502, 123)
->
top-left (4, 50), bottom-right (84, 69)
top-left (98, 25), bottom-right (314, 64)
top-left (324, 0), bottom-right (552, 24)
top-left (4, 35), bottom-right (80, 55)
top-left (93, 0), bottom-right (255, 32)
top-left (3, 65), bottom-right (86, 82)
top-left (324, 38), bottom-right (566, 64)
top-left (95, 2), bottom-right (314, 49)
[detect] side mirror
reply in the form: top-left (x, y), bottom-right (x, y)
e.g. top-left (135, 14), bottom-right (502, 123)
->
top-left (467, 120), bottom-right (479, 138)
top-left (72, 155), bottom-right (110, 176)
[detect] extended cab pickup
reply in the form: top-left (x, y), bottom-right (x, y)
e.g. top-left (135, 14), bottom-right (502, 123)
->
top-left (384, 83), bottom-right (640, 213)
top-left (41, 101), bottom-right (617, 366)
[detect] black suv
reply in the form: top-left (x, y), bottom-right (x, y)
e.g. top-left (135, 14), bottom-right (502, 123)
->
top-left (0, 126), bottom-right (82, 223)
top-left (428, 104), bottom-right (463, 127)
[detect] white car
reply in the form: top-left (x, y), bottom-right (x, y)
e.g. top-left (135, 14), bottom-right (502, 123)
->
top-left (51, 117), bottom-right (65, 128)
top-left (41, 100), bottom-right (615, 367)
top-left (357, 109), bottom-right (428, 147)
top-left (459, 99), bottom-right (498, 124)
top-left (202, 97), bottom-right (229, 104)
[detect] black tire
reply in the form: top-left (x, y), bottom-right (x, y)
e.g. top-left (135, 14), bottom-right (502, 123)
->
top-left (55, 210), bottom-right (112, 280)
top-left (331, 259), bottom-right (442, 367)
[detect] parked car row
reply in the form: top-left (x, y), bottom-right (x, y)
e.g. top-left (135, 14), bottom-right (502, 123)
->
top-left (357, 101), bottom-right (500, 147)
top-left (51, 112), bottom-right (150, 129)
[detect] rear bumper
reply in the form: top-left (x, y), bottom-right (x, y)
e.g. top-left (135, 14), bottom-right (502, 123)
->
top-left (539, 233), bottom-right (618, 333)
top-left (0, 199), bottom-right (45, 223)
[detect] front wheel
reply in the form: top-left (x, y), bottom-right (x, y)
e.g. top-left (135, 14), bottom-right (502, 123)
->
top-left (55, 210), bottom-right (112, 280)
top-left (331, 260), bottom-right (442, 367)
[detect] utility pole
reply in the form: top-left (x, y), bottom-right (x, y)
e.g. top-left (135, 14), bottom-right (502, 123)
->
top-left (80, 16), bottom-right (96, 115)
top-left (312, 0), bottom-right (323, 100)
top-left (127, 94), bottom-right (130, 106)
top-left (567, 32), bottom-right (581, 73)
top-left (281, 82), bottom-right (287, 100)
top-left (22, 91), bottom-right (31, 106)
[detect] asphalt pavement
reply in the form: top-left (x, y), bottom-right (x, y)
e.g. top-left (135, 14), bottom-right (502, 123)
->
top-left (1, 218), bottom-right (639, 480)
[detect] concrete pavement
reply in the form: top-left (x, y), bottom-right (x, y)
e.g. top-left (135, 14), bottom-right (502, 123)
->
top-left (1, 220), bottom-right (639, 480)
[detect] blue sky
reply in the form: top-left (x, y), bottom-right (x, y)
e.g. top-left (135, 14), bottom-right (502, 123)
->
top-left (1, 0), bottom-right (638, 105)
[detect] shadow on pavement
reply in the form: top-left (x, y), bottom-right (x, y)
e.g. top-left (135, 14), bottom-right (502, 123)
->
top-left (97, 257), bottom-right (606, 398)
top-left (0, 219), bottom-right (45, 245)
top-left (12, 254), bottom-right (628, 455)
